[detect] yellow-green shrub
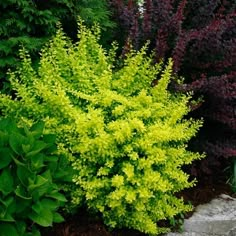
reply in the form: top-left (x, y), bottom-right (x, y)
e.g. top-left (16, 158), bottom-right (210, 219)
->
top-left (0, 22), bottom-right (204, 235)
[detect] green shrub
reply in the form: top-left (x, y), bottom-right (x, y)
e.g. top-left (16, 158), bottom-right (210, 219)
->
top-left (0, 0), bottom-right (114, 90)
top-left (0, 118), bottom-right (71, 236)
top-left (0, 23), bottom-right (204, 235)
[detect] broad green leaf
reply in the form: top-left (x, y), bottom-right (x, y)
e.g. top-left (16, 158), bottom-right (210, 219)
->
top-left (44, 144), bottom-right (58, 154)
top-left (15, 185), bottom-right (32, 200)
top-left (15, 221), bottom-right (27, 235)
top-left (0, 198), bottom-right (15, 222)
top-left (46, 159), bottom-right (58, 173)
top-left (0, 118), bottom-right (18, 133)
top-left (29, 208), bottom-right (53, 227)
top-left (30, 121), bottom-right (45, 139)
top-left (14, 198), bottom-right (31, 214)
top-left (0, 147), bottom-right (13, 169)
top-left (26, 141), bottom-right (48, 158)
top-left (0, 169), bottom-right (14, 196)
top-left (28, 175), bottom-right (48, 192)
top-left (40, 198), bottom-right (59, 210)
top-left (44, 154), bottom-right (58, 161)
top-left (31, 199), bottom-right (59, 216)
top-left (17, 165), bottom-right (33, 186)
top-left (12, 156), bottom-right (25, 166)
top-left (48, 191), bottom-right (67, 202)
top-left (0, 223), bottom-right (18, 236)
top-left (0, 196), bottom-right (16, 222)
top-left (54, 168), bottom-right (73, 182)
top-left (0, 214), bottom-right (15, 222)
top-left (30, 153), bottom-right (45, 170)
top-left (9, 133), bottom-right (26, 155)
top-left (22, 123), bottom-right (31, 138)
top-left (0, 131), bottom-right (9, 146)
top-left (22, 144), bottom-right (31, 154)
top-left (31, 175), bottom-right (51, 199)
top-left (31, 201), bottom-right (42, 215)
top-left (43, 134), bottom-right (56, 144)
top-left (26, 225), bottom-right (41, 236)
top-left (41, 169), bottom-right (52, 182)
top-left (53, 212), bottom-right (64, 223)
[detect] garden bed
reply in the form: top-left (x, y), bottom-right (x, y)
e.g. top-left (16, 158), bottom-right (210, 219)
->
top-left (42, 170), bottom-right (234, 236)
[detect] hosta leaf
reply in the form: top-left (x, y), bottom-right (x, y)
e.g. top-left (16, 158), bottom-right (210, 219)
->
top-left (43, 134), bottom-right (57, 144)
top-left (28, 175), bottom-right (48, 192)
top-left (46, 159), bottom-right (58, 173)
top-left (48, 191), bottom-right (67, 202)
top-left (12, 156), bottom-right (25, 166)
top-left (0, 131), bottom-right (8, 146)
top-left (17, 165), bottom-right (34, 187)
top-left (14, 198), bottom-right (31, 214)
top-left (30, 153), bottom-right (45, 170)
top-left (29, 121), bottom-right (45, 139)
top-left (31, 176), bottom-right (51, 199)
top-left (53, 212), bottom-right (64, 223)
top-left (41, 169), bottom-right (52, 182)
top-left (0, 118), bottom-right (18, 133)
top-left (9, 133), bottom-right (26, 155)
top-left (0, 148), bottom-right (13, 169)
top-left (0, 196), bottom-right (16, 219)
top-left (44, 144), bottom-right (58, 154)
top-left (26, 226), bottom-right (41, 236)
top-left (0, 169), bottom-right (14, 196)
top-left (22, 144), bottom-right (31, 154)
top-left (25, 141), bottom-right (48, 158)
top-left (0, 214), bottom-right (15, 222)
top-left (40, 198), bottom-right (59, 210)
top-left (15, 185), bottom-right (32, 200)
top-left (15, 221), bottom-right (27, 235)
top-left (29, 207), bottom-right (53, 227)
top-left (0, 223), bottom-right (18, 236)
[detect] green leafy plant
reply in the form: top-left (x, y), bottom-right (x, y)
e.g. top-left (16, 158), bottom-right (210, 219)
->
top-left (0, 22), bottom-right (204, 235)
top-left (226, 158), bottom-right (236, 193)
top-left (0, 0), bottom-right (115, 91)
top-left (0, 118), bottom-right (71, 236)
top-left (233, 159), bottom-right (236, 193)
top-left (169, 213), bottom-right (185, 233)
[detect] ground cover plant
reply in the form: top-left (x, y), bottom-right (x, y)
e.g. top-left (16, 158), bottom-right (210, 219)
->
top-left (0, 22), bottom-right (204, 235)
top-left (109, 0), bottom-right (236, 178)
top-left (0, 118), bottom-right (71, 236)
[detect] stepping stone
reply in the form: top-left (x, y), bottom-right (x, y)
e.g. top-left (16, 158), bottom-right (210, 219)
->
top-left (165, 194), bottom-right (236, 236)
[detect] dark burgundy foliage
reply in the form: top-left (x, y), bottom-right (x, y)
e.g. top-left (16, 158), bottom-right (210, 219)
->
top-left (109, 0), bottom-right (236, 176)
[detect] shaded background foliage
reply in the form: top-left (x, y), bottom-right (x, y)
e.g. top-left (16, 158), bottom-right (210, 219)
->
top-left (0, 0), bottom-right (115, 90)
top-left (109, 0), bottom-right (236, 178)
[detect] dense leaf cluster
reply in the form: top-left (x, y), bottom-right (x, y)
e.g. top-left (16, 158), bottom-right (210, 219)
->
top-left (110, 0), bottom-right (236, 175)
top-left (0, 23), bottom-right (204, 234)
top-left (0, 118), bottom-right (71, 235)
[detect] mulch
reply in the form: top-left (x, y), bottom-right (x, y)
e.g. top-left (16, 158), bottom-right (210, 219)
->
top-left (41, 168), bottom-right (235, 236)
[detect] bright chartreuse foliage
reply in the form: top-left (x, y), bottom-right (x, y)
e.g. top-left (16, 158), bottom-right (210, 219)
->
top-left (0, 118), bottom-right (71, 236)
top-left (0, 22), bottom-right (204, 235)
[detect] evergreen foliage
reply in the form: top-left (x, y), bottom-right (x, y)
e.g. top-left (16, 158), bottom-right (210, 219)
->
top-left (0, 23), bottom-right (204, 235)
top-left (110, 0), bottom-right (236, 176)
top-left (0, 0), bottom-right (114, 89)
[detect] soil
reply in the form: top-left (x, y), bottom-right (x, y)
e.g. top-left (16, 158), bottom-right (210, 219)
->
top-left (41, 167), bottom-right (235, 236)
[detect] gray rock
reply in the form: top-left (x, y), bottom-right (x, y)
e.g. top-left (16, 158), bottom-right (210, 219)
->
top-left (164, 194), bottom-right (236, 236)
